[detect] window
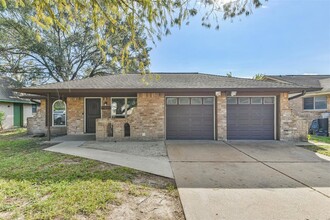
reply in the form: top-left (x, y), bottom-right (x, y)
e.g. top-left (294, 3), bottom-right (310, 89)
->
top-left (179, 97), bottom-right (190, 105)
top-left (238, 97), bottom-right (250, 104)
top-left (52, 100), bottom-right (66, 126)
top-left (167, 98), bottom-right (177, 105)
top-left (111, 97), bottom-right (137, 118)
top-left (264, 97), bottom-right (274, 104)
top-left (227, 97), bottom-right (237, 104)
top-left (32, 104), bottom-right (37, 113)
top-left (304, 96), bottom-right (327, 110)
top-left (203, 97), bottom-right (213, 105)
top-left (315, 96), bottom-right (327, 109)
top-left (251, 97), bottom-right (262, 104)
top-left (191, 97), bottom-right (202, 105)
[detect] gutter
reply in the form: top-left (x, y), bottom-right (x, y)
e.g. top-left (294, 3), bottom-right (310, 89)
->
top-left (288, 90), bottom-right (306, 100)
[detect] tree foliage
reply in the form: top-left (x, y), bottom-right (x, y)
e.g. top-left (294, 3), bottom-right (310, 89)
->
top-left (0, 4), bottom-right (150, 85)
top-left (253, 73), bottom-right (265, 80)
top-left (1, 0), bottom-right (266, 77)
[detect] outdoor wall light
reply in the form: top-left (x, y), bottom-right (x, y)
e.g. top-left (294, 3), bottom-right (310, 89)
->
top-left (231, 91), bottom-right (237, 96)
top-left (104, 101), bottom-right (108, 106)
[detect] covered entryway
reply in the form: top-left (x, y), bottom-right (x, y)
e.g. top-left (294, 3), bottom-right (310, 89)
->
top-left (85, 98), bottom-right (101, 133)
top-left (227, 97), bottom-right (275, 140)
top-left (166, 97), bottom-right (214, 140)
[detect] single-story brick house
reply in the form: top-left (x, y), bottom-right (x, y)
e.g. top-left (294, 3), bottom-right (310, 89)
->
top-left (17, 73), bottom-right (319, 141)
top-left (0, 77), bottom-right (38, 130)
top-left (264, 75), bottom-right (330, 125)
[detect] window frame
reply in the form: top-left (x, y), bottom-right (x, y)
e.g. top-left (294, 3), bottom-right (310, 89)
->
top-left (227, 97), bottom-right (238, 105)
top-left (238, 97), bottom-right (250, 104)
top-left (166, 97), bottom-right (178, 105)
top-left (32, 104), bottom-right (37, 113)
top-left (303, 96), bottom-right (327, 111)
top-left (52, 100), bottom-right (66, 127)
top-left (111, 97), bottom-right (137, 118)
top-left (263, 97), bottom-right (274, 104)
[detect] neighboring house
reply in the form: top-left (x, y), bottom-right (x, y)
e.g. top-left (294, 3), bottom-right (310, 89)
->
top-left (264, 75), bottom-right (330, 124)
top-left (17, 73), bottom-right (317, 141)
top-left (0, 77), bottom-right (38, 130)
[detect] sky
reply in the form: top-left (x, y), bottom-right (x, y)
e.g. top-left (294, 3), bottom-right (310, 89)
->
top-left (149, 0), bottom-right (330, 78)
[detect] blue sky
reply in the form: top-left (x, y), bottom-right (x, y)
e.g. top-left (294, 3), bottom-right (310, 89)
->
top-left (149, 0), bottom-right (330, 78)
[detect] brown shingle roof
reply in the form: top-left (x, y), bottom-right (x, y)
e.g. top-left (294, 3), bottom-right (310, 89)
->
top-left (20, 73), bottom-right (312, 91)
top-left (265, 75), bottom-right (330, 87)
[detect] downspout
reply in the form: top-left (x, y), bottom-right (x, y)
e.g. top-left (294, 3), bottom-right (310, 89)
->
top-left (288, 90), bottom-right (306, 100)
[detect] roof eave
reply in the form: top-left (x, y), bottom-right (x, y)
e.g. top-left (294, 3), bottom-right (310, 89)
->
top-left (15, 86), bottom-right (318, 96)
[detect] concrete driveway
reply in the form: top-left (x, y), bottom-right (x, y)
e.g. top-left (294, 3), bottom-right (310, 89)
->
top-left (167, 141), bottom-right (330, 220)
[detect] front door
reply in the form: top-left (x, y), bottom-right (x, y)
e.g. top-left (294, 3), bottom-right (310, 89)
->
top-left (85, 98), bottom-right (101, 133)
top-left (13, 103), bottom-right (23, 127)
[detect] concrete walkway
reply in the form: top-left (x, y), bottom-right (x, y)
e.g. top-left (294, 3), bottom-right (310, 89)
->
top-left (45, 141), bottom-right (174, 178)
top-left (167, 140), bottom-right (330, 220)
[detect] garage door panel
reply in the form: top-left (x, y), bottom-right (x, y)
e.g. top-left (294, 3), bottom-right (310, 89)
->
top-left (227, 97), bottom-right (274, 140)
top-left (166, 97), bottom-right (214, 140)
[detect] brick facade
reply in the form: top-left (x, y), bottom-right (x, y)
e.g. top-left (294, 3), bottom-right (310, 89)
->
top-left (27, 91), bottom-right (313, 141)
top-left (27, 99), bottom-right (67, 136)
top-left (216, 93), bottom-right (227, 140)
top-left (289, 94), bottom-right (330, 122)
top-left (96, 93), bottom-right (165, 141)
top-left (67, 97), bottom-right (84, 134)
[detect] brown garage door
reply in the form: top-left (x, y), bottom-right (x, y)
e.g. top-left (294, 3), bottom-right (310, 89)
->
top-left (227, 97), bottom-right (275, 140)
top-left (166, 97), bottom-right (214, 140)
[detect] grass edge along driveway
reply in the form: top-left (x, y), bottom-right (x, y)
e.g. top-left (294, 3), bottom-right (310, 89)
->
top-left (0, 129), bottom-right (183, 220)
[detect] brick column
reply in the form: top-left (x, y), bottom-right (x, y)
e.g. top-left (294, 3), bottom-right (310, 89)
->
top-left (279, 92), bottom-right (292, 141)
top-left (217, 93), bottom-right (227, 140)
top-left (67, 97), bottom-right (84, 134)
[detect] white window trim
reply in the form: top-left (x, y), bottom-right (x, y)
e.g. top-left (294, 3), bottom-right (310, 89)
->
top-left (111, 97), bottom-right (137, 118)
top-left (52, 100), bottom-right (66, 127)
top-left (263, 97), bottom-right (275, 104)
top-left (251, 97), bottom-right (263, 104)
top-left (303, 96), bottom-right (328, 111)
top-left (238, 97), bottom-right (250, 104)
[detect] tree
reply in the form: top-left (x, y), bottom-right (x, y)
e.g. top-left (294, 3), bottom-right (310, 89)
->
top-left (1, 0), bottom-right (266, 73)
top-left (0, 5), bottom-right (150, 85)
top-left (253, 74), bottom-right (265, 80)
top-left (226, 72), bottom-right (233, 77)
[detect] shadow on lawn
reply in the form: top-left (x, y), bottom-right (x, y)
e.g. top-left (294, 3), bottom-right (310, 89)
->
top-left (0, 139), bottom-right (173, 188)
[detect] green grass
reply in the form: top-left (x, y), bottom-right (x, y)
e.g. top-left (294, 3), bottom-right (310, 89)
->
top-left (302, 135), bottom-right (330, 157)
top-left (300, 144), bottom-right (330, 157)
top-left (308, 135), bottom-right (330, 144)
top-left (0, 129), bottom-right (176, 219)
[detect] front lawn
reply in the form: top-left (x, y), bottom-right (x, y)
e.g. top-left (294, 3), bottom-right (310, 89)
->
top-left (308, 135), bottom-right (330, 144)
top-left (302, 135), bottom-right (330, 157)
top-left (0, 129), bottom-right (183, 220)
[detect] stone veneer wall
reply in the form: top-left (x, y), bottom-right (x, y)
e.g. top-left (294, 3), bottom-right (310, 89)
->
top-left (279, 93), bottom-right (309, 141)
top-left (27, 99), bottom-right (67, 135)
top-left (66, 97), bottom-right (84, 134)
top-left (217, 93), bottom-right (227, 140)
top-left (289, 95), bottom-right (330, 122)
top-left (96, 93), bottom-right (165, 141)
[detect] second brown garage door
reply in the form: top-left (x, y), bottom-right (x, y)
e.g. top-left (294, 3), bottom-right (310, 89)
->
top-left (227, 97), bottom-right (275, 140)
top-left (166, 97), bottom-right (214, 140)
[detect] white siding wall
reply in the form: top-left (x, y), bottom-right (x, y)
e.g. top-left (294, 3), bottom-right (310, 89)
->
top-left (0, 103), bottom-right (13, 129)
top-left (23, 104), bottom-right (33, 127)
